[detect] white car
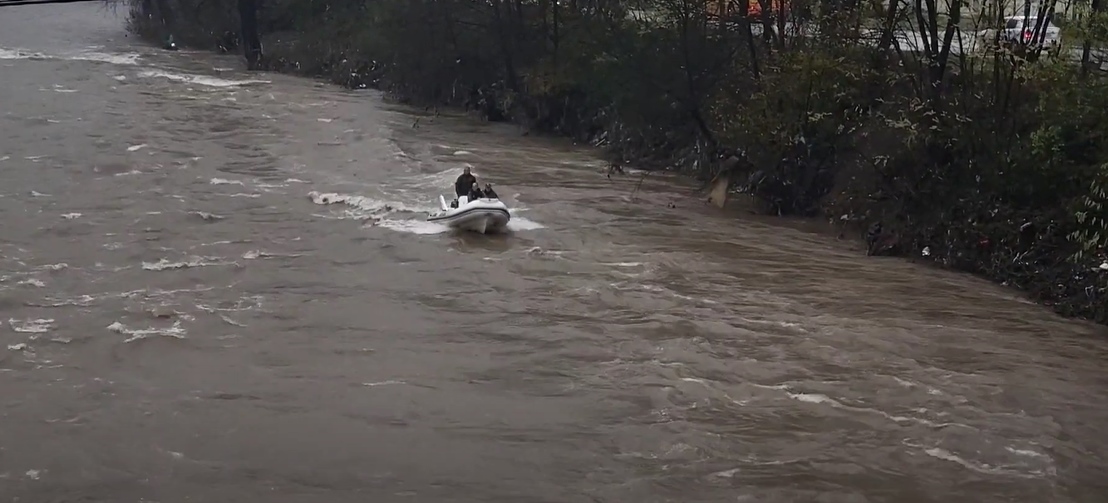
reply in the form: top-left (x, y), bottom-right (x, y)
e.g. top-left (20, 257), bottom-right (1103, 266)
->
top-left (1000, 16), bottom-right (1061, 50)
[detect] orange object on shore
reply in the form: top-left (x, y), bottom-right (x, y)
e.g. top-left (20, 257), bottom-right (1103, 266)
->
top-left (750, 0), bottom-right (789, 17)
top-left (707, 0), bottom-right (790, 18)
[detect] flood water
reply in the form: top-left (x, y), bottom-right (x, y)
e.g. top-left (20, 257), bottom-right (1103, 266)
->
top-left (2, 4), bottom-right (1108, 503)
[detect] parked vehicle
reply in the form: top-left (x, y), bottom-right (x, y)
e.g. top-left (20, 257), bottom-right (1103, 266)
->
top-left (1000, 15), bottom-right (1061, 50)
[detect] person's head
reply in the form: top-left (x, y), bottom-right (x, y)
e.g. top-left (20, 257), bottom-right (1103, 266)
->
top-left (472, 182), bottom-right (480, 190)
top-left (463, 167), bottom-right (471, 175)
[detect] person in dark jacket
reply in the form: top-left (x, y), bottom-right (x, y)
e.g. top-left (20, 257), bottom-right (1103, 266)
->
top-left (468, 182), bottom-right (486, 200)
top-left (454, 167), bottom-right (477, 198)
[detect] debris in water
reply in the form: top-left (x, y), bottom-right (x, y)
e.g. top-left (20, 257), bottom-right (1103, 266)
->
top-left (8, 318), bottom-right (55, 333)
top-left (189, 211), bottom-right (224, 221)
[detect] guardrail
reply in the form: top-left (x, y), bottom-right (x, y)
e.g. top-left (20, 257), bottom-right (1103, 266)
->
top-left (0, 0), bottom-right (104, 7)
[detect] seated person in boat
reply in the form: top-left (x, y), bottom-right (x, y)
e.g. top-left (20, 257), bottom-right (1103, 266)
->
top-left (483, 183), bottom-right (498, 199)
top-left (468, 182), bottom-right (486, 200)
top-left (454, 167), bottom-right (477, 198)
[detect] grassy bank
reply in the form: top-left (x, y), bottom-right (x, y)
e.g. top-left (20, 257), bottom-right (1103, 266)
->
top-left (120, 0), bottom-right (1108, 324)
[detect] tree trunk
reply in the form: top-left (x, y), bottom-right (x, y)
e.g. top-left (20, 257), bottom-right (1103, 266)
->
top-left (238, 0), bottom-right (263, 70)
top-left (1082, 0), bottom-right (1103, 77)
top-left (491, 0), bottom-right (520, 91)
top-left (739, 0), bottom-right (761, 79)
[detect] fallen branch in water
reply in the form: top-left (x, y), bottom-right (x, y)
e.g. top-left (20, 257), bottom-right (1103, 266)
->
top-left (630, 172), bottom-right (648, 201)
top-left (606, 160), bottom-right (626, 178)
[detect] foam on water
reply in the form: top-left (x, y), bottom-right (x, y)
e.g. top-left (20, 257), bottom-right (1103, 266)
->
top-left (71, 51), bottom-right (141, 66)
top-left (919, 445), bottom-right (1055, 478)
top-left (638, 283), bottom-right (718, 305)
top-left (374, 213), bottom-right (544, 236)
top-left (0, 47), bottom-right (141, 66)
top-left (27, 294), bottom-right (97, 308)
top-left (308, 190), bottom-right (433, 217)
top-left (507, 216), bottom-right (544, 231)
top-left (138, 70), bottom-right (270, 88)
top-left (363, 380), bottom-right (406, 387)
top-left (0, 47), bottom-right (46, 60)
top-left (107, 320), bottom-right (186, 343)
top-left (241, 250), bottom-right (303, 260)
top-left (8, 318), bottom-right (55, 333)
top-left (141, 256), bottom-right (237, 271)
top-left (196, 294), bottom-right (264, 313)
top-left (375, 219), bottom-right (451, 235)
top-left (219, 314), bottom-right (247, 327)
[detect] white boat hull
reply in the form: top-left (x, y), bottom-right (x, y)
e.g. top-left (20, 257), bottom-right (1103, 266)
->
top-left (427, 195), bottom-right (511, 234)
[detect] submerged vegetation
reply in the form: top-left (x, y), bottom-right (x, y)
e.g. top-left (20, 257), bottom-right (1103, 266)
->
top-left (120, 0), bottom-right (1108, 324)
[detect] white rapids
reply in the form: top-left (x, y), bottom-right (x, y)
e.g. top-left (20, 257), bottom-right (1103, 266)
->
top-left (427, 194), bottom-right (511, 234)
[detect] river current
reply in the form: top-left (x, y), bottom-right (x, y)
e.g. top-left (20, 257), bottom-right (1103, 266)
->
top-left (2, 4), bottom-right (1107, 503)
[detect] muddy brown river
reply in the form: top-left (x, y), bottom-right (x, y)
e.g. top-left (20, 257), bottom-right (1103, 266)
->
top-left (2, 4), bottom-right (1108, 503)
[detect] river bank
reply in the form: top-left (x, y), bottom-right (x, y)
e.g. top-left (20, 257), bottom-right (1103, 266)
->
top-left (119, 0), bottom-right (1108, 326)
